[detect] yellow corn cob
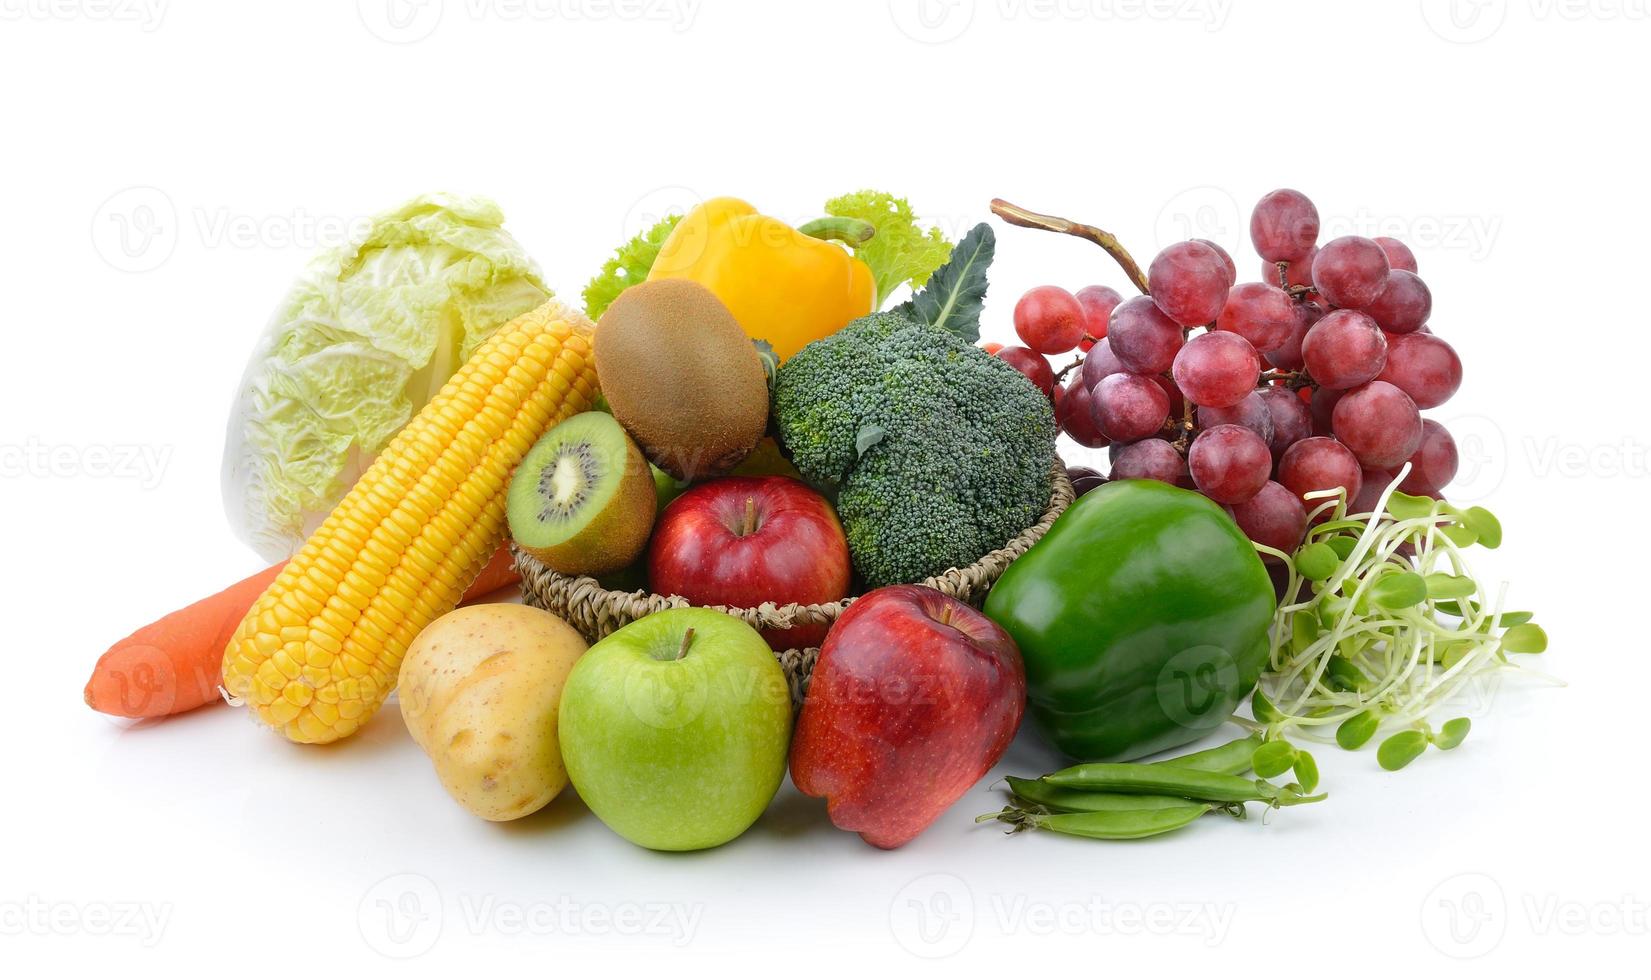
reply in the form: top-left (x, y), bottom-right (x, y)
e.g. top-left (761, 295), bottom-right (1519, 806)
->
top-left (222, 301), bottom-right (599, 743)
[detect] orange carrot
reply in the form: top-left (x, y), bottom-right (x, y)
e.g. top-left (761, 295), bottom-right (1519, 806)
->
top-left (84, 544), bottom-right (521, 719)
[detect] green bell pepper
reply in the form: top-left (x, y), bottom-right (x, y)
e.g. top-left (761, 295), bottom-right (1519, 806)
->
top-left (984, 479), bottom-right (1275, 762)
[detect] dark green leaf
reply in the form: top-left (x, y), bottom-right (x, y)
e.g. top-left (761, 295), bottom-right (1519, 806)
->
top-left (892, 222), bottom-right (995, 343)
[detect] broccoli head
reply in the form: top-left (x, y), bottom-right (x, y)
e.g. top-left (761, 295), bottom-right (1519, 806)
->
top-left (772, 312), bottom-right (1057, 588)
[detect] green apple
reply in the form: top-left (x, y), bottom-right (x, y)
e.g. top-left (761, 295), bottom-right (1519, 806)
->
top-left (558, 607), bottom-right (791, 851)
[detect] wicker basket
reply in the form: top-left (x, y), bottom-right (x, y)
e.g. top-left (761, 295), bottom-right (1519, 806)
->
top-left (515, 462), bottom-right (1074, 704)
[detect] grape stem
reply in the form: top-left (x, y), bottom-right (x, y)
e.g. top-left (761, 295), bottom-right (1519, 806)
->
top-left (1054, 356), bottom-right (1085, 384)
top-left (989, 198), bottom-right (1152, 295)
top-left (1261, 368), bottom-right (1314, 390)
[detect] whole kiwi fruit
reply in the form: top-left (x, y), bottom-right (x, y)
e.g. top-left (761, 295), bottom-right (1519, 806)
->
top-left (593, 279), bottom-right (769, 482)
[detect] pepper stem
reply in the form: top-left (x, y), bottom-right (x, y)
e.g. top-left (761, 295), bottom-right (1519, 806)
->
top-left (798, 216), bottom-right (876, 246)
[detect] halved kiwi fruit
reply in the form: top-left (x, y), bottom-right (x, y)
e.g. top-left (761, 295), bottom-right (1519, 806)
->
top-left (507, 412), bottom-right (656, 576)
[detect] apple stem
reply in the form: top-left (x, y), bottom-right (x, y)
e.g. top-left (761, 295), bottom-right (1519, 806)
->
top-left (740, 496), bottom-right (759, 536)
top-left (673, 628), bottom-right (695, 662)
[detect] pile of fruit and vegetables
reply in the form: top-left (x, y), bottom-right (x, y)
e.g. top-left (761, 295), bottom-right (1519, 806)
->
top-left (84, 185), bottom-right (1552, 851)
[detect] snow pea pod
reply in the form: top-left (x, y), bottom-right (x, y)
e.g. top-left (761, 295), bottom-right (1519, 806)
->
top-left (1005, 776), bottom-right (1197, 813)
top-left (1151, 734), bottom-right (1263, 775)
top-left (991, 804), bottom-right (1215, 840)
top-left (1043, 763), bottom-right (1325, 807)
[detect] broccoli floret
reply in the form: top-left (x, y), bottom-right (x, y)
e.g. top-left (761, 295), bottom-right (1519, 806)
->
top-left (773, 312), bottom-right (1057, 588)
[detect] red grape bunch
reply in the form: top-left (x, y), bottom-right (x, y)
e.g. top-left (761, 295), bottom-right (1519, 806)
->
top-left (989, 190), bottom-right (1465, 559)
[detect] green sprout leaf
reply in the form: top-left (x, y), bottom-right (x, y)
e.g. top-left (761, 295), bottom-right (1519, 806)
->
top-left (1336, 710), bottom-right (1380, 750)
top-left (1326, 535), bottom-right (1359, 560)
top-left (1386, 492), bottom-right (1438, 521)
top-left (1293, 750), bottom-right (1320, 794)
top-left (1463, 507), bottom-right (1502, 548)
top-left (1424, 573), bottom-right (1477, 599)
top-left (1433, 717), bottom-right (1472, 750)
top-left (1370, 572), bottom-right (1428, 610)
top-left (1252, 690), bottom-right (1282, 724)
top-left (1500, 623), bottom-right (1548, 654)
top-left (1377, 730), bottom-right (1430, 771)
top-left (1294, 541), bottom-right (1339, 581)
top-left (1495, 611), bottom-right (1534, 627)
top-left (1291, 614), bottom-right (1320, 655)
top-left (1326, 656), bottom-right (1371, 692)
top-left (1439, 641), bottom-right (1477, 670)
top-left (1252, 740), bottom-right (1298, 778)
top-left (1442, 524), bottom-right (1479, 548)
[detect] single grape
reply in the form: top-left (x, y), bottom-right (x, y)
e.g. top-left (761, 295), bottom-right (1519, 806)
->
top-left (1279, 436), bottom-right (1364, 506)
top-left (1067, 465), bottom-right (1108, 496)
top-left (1108, 295), bottom-right (1185, 374)
top-left (1172, 331), bottom-right (1261, 409)
top-left (995, 345), bottom-right (1055, 399)
top-left (1075, 284), bottom-right (1123, 346)
top-left (1148, 241), bottom-right (1231, 326)
top-left (1109, 438), bottom-right (1187, 485)
top-left (1376, 331), bottom-right (1462, 408)
top-left (1216, 282), bottom-right (1297, 353)
top-left (1056, 376), bottom-right (1110, 448)
top-left (1257, 386), bottom-right (1312, 459)
top-left (1312, 236), bottom-right (1391, 309)
top-left (1014, 285), bottom-right (1086, 354)
top-left (1189, 424), bottom-right (1272, 504)
top-left (1229, 480), bottom-right (1308, 560)
top-left (1374, 236), bottom-right (1417, 273)
top-left (1362, 270), bottom-right (1431, 334)
top-left (1251, 189), bottom-right (1320, 263)
top-left (1194, 239), bottom-right (1238, 285)
top-left (1399, 419), bottom-right (1458, 495)
top-left (1302, 309), bottom-right (1388, 389)
top-left (1264, 300), bottom-right (1321, 371)
top-left (1080, 336), bottom-right (1126, 391)
top-left (1309, 385), bottom-right (1342, 436)
top-left (1198, 390), bottom-right (1275, 445)
top-left (1332, 381), bottom-right (1424, 469)
top-left (1351, 467), bottom-right (1396, 514)
top-left (1094, 373), bottom-right (1172, 442)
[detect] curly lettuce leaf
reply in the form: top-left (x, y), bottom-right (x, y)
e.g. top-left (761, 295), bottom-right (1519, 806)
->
top-left (221, 192), bottom-right (550, 561)
top-left (824, 190), bottom-right (952, 309)
top-left (582, 213), bottom-right (681, 319)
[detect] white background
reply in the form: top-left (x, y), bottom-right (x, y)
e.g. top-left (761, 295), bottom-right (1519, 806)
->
top-left (4, 0), bottom-right (1647, 974)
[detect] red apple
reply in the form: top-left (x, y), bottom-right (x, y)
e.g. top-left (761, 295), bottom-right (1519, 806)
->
top-left (790, 585), bottom-right (1026, 849)
top-left (647, 476), bottom-right (850, 650)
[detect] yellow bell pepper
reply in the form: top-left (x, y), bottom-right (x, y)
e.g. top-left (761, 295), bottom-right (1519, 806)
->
top-left (647, 197), bottom-right (876, 360)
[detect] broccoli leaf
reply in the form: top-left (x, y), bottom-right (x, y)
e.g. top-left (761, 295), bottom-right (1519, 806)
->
top-left (825, 190), bottom-right (953, 309)
top-left (894, 222), bottom-right (995, 344)
top-left (581, 213), bottom-right (681, 319)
